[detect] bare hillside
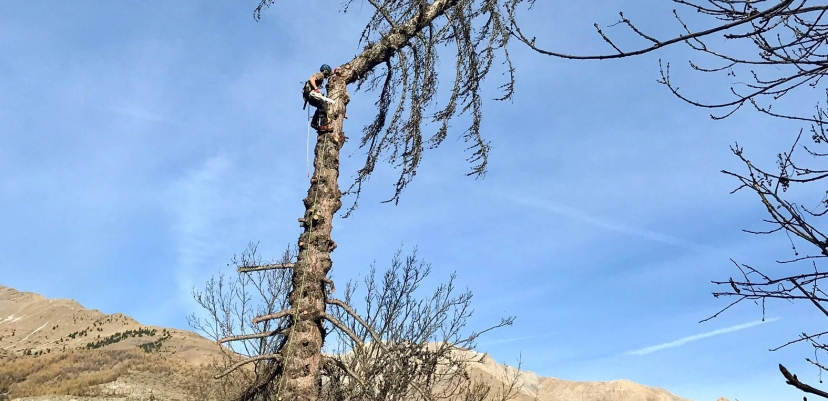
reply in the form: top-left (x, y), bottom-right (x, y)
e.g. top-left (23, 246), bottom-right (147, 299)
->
top-left (0, 284), bottom-right (220, 365)
top-left (0, 284), bottom-right (727, 401)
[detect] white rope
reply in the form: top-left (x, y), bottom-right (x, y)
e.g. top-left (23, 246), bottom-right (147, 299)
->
top-left (306, 107), bottom-right (311, 177)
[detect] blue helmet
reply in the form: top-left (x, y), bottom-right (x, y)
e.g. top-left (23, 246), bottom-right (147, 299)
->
top-left (320, 64), bottom-right (332, 75)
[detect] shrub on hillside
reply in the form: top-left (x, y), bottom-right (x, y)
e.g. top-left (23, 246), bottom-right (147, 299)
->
top-left (0, 348), bottom-right (181, 397)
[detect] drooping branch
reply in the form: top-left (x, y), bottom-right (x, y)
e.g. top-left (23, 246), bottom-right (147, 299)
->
top-left (331, 0), bottom-right (524, 210)
top-left (214, 354), bottom-right (284, 379)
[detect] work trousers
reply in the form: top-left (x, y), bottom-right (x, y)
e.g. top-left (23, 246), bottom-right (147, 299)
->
top-left (304, 90), bottom-right (330, 127)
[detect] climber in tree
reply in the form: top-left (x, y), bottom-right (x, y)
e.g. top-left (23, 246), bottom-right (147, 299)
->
top-left (303, 64), bottom-right (334, 133)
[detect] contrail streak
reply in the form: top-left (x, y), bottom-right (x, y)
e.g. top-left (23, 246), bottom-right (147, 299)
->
top-left (626, 317), bottom-right (780, 356)
top-left (498, 193), bottom-right (716, 253)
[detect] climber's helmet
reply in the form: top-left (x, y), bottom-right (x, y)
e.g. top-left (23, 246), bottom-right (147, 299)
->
top-left (320, 64), bottom-right (332, 77)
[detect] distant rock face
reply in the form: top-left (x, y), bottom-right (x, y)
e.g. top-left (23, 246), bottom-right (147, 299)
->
top-left (0, 284), bottom-right (725, 401)
top-left (452, 348), bottom-right (695, 401)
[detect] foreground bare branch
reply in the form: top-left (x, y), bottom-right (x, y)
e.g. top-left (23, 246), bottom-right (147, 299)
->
top-left (705, 128), bottom-right (828, 397)
top-left (510, 0), bottom-right (828, 123)
top-left (780, 363), bottom-right (828, 399)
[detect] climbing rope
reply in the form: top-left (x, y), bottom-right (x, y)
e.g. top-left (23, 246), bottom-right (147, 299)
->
top-left (275, 117), bottom-right (333, 400)
top-left (306, 108), bottom-right (311, 178)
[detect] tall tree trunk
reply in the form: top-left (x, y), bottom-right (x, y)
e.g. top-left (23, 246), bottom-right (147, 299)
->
top-left (279, 78), bottom-right (348, 401)
top-left (278, 2), bottom-right (457, 399)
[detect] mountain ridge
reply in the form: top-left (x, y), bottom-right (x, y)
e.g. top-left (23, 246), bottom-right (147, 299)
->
top-left (0, 284), bottom-right (728, 401)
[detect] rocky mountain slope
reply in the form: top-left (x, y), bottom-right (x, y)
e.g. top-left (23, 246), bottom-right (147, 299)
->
top-left (0, 285), bottom-right (217, 366)
top-left (0, 284), bottom-right (725, 401)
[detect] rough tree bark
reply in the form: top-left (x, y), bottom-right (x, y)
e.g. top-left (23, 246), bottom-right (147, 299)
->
top-left (279, 130), bottom-right (343, 400)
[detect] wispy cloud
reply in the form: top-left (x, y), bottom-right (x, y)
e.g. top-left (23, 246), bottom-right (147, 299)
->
top-left (496, 193), bottom-right (716, 253)
top-left (169, 154), bottom-right (237, 312)
top-left (625, 317), bottom-right (780, 356)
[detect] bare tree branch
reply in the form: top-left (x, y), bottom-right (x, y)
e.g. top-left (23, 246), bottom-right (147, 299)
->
top-left (780, 363), bottom-right (828, 399)
top-left (507, 0), bottom-right (796, 60)
top-left (215, 354), bottom-right (284, 380)
top-left (217, 329), bottom-right (283, 346)
top-left (323, 312), bottom-right (365, 348)
top-left (252, 309), bottom-right (293, 325)
top-left (509, 0), bottom-right (828, 124)
top-left (326, 298), bottom-right (383, 343)
top-left (791, 278), bottom-right (828, 318)
top-left (238, 263), bottom-right (295, 273)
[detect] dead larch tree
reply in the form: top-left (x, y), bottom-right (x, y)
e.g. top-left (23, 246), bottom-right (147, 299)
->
top-left (199, 1), bottom-right (541, 401)
top-left (505, 0), bottom-right (828, 397)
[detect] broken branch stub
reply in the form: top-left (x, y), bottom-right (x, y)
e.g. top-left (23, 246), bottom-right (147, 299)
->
top-left (237, 263), bottom-right (295, 273)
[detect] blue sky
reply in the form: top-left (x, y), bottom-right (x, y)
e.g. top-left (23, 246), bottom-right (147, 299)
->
top-left (1, 1), bottom-right (825, 400)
